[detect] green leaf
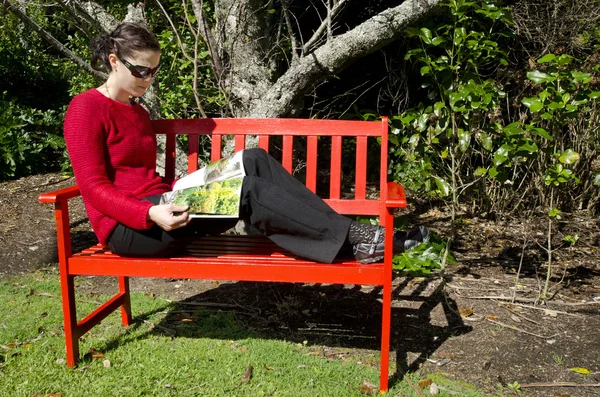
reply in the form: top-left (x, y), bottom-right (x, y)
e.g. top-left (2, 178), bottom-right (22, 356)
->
top-left (556, 54), bottom-right (573, 66)
top-left (420, 27), bottom-right (433, 44)
top-left (434, 178), bottom-right (451, 197)
top-left (588, 91), bottom-right (600, 99)
top-left (571, 71), bottom-right (592, 84)
top-left (537, 54), bottom-right (556, 63)
top-left (433, 101), bottom-right (445, 117)
top-left (549, 208), bottom-right (562, 218)
top-left (547, 101), bottom-right (564, 110)
top-left (518, 142), bottom-right (538, 153)
top-left (420, 66), bottom-right (431, 76)
top-left (458, 129), bottom-right (471, 152)
top-left (522, 97), bottom-right (543, 112)
top-left (593, 174), bottom-right (600, 186)
top-left (454, 27), bottom-right (466, 46)
top-left (565, 104), bottom-right (578, 112)
top-left (488, 167), bottom-right (499, 178)
top-left (527, 70), bottom-right (555, 84)
top-left (559, 149), bottom-right (580, 164)
top-left (477, 132), bottom-right (493, 151)
top-left (474, 167), bottom-right (487, 176)
top-left (431, 36), bottom-right (446, 46)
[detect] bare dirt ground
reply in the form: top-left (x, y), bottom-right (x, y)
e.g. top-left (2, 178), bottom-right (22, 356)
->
top-left (1, 173), bottom-right (599, 396)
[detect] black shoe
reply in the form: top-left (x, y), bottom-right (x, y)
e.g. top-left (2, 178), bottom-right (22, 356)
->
top-left (393, 226), bottom-right (430, 253)
top-left (353, 226), bottom-right (430, 264)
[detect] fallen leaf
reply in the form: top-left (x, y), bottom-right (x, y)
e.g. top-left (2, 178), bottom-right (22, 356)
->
top-left (544, 309), bottom-right (558, 317)
top-left (418, 378), bottom-right (432, 389)
top-left (429, 383), bottom-right (439, 396)
top-left (552, 394), bottom-right (570, 397)
top-left (355, 379), bottom-right (377, 395)
top-left (241, 364), bottom-right (253, 383)
top-left (212, 281), bottom-right (219, 287)
top-left (510, 314), bottom-right (521, 323)
top-left (103, 359), bottom-right (111, 368)
top-left (569, 367), bottom-right (591, 375)
top-left (459, 307), bottom-right (473, 317)
top-left (487, 315), bottom-right (497, 320)
top-left (88, 348), bottom-right (104, 359)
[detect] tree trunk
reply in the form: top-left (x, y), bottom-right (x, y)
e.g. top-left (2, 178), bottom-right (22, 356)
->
top-left (192, 0), bottom-right (442, 118)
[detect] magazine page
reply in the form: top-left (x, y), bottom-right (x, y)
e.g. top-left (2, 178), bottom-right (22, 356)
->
top-left (160, 150), bottom-right (245, 218)
top-left (172, 150), bottom-right (245, 191)
top-left (163, 177), bottom-right (243, 218)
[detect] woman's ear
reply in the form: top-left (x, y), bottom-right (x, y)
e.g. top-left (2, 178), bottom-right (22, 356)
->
top-left (108, 53), bottom-right (118, 72)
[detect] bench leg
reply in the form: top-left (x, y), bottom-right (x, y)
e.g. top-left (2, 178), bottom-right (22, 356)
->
top-left (60, 273), bottom-right (79, 367)
top-left (119, 276), bottom-right (132, 326)
top-left (379, 282), bottom-right (392, 392)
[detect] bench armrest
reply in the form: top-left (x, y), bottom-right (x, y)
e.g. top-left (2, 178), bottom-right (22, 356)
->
top-left (385, 182), bottom-right (406, 208)
top-left (38, 185), bottom-right (81, 204)
top-left (38, 185), bottom-right (82, 262)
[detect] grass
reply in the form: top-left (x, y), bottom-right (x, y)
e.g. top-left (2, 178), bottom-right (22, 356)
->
top-left (0, 270), bottom-right (491, 397)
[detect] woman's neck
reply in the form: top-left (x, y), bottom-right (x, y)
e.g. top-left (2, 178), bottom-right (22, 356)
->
top-left (98, 79), bottom-right (131, 104)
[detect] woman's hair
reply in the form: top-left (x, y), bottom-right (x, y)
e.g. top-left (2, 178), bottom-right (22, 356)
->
top-left (91, 22), bottom-right (160, 71)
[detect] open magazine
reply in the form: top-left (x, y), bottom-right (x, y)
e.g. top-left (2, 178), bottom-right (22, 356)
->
top-left (159, 151), bottom-right (245, 218)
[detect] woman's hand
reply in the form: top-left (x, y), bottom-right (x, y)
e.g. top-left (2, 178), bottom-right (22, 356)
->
top-left (147, 204), bottom-right (191, 231)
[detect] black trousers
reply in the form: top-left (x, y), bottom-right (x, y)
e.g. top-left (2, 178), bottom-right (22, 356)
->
top-left (108, 148), bottom-right (352, 263)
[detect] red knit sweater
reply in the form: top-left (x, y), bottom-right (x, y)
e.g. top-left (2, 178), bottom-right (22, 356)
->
top-left (64, 89), bottom-right (171, 244)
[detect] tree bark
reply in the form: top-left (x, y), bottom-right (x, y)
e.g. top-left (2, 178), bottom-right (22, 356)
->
top-left (249, 0), bottom-right (443, 117)
top-left (191, 0), bottom-right (441, 117)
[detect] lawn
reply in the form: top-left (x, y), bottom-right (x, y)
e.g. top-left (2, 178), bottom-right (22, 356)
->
top-left (0, 270), bottom-right (490, 397)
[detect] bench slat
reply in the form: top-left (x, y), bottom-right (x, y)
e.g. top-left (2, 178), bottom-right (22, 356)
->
top-left (68, 255), bottom-right (385, 285)
top-left (306, 135), bottom-right (318, 193)
top-left (188, 134), bottom-right (200, 174)
top-left (355, 136), bottom-right (368, 200)
top-left (330, 136), bottom-right (342, 199)
top-left (258, 135), bottom-right (270, 151)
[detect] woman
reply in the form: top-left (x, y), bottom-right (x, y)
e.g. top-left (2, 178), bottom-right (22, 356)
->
top-left (64, 22), bottom-right (428, 264)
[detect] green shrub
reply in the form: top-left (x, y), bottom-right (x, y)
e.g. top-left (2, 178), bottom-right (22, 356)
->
top-left (0, 95), bottom-right (66, 181)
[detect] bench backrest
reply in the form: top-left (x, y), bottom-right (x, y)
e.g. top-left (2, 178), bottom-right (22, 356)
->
top-left (151, 118), bottom-right (391, 223)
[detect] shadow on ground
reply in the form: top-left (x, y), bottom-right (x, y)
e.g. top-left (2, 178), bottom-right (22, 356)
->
top-left (93, 276), bottom-right (471, 388)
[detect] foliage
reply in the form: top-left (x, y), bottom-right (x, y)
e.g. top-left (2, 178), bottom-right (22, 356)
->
top-left (356, 216), bottom-right (453, 276)
top-left (517, 53), bottom-right (599, 299)
top-left (392, 234), bottom-right (455, 276)
top-left (0, 95), bottom-right (66, 180)
top-left (389, 0), bottom-right (513, 211)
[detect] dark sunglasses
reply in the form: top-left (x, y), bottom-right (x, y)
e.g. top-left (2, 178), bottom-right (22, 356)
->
top-left (119, 57), bottom-right (160, 78)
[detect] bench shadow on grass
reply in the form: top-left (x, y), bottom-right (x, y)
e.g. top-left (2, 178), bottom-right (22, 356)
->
top-left (111, 275), bottom-right (471, 389)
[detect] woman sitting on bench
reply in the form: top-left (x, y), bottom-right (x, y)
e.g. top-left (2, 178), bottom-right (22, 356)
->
top-left (63, 22), bottom-right (429, 264)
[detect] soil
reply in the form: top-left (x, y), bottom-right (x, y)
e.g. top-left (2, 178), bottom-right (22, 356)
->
top-left (1, 173), bottom-right (599, 397)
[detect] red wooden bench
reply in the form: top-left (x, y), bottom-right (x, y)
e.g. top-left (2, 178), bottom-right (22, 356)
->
top-left (38, 117), bottom-right (407, 392)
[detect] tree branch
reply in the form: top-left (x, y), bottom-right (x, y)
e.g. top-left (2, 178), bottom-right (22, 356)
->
top-left (2, 0), bottom-right (107, 80)
top-left (302, 0), bottom-right (347, 55)
top-left (251, 0), bottom-right (443, 117)
top-left (189, 0), bottom-right (223, 79)
top-left (280, 0), bottom-right (298, 60)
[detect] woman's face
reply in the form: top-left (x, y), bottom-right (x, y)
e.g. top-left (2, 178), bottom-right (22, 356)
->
top-left (109, 50), bottom-right (161, 99)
